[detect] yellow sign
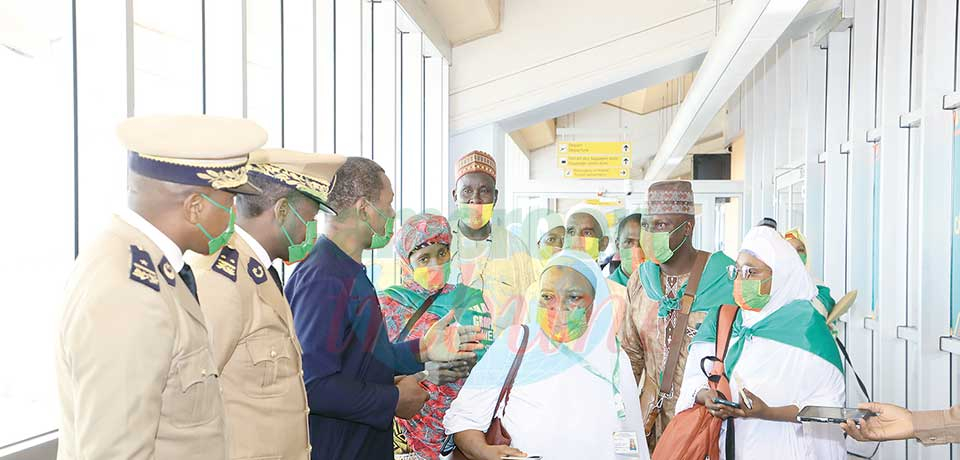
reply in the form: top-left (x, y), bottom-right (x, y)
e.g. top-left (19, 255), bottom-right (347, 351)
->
top-left (558, 142), bottom-right (632, 179)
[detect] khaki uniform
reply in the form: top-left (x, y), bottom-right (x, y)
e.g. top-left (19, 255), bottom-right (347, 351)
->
top-left (56, 216), bottom-right (226, 460)
top-left (192, 232), bottom-right (311, 460)
top-left (915, 405), bottom-right (960, 445)
top-left (621, 271), bottom-right (707, 451)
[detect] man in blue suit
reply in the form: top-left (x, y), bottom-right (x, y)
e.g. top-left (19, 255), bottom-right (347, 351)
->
top-left (286, 156), bottom-right (482, 459)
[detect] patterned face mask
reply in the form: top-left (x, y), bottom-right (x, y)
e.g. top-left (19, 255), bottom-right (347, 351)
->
top-left (537, 305), bottom-right (589, 343)
top-left (458, 202), bottom-right (494, 229)
top-left (564, 236), bottom-right (600, 260)
top-left (412, 262), bottom-right (451, 292)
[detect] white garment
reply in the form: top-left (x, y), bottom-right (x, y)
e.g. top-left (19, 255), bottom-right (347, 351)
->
top-left (738, 226), bottom-right (817, 327)
top-left (445, 252), bottom-right (648, 460)
top-left (116, 208), bottom-right (185, 270)
top-left (674, 226), bottom-right (844, 459)
top-left (444, 326), bottom-right (649, 460)
top-left (676, 338), bottom-right (845, 460)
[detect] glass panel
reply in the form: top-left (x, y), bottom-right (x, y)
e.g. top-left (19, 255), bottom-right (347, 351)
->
top-left (777, 186), bottom-right (790, 229)
top-left (133, 0), bottom-right (202, 114)
top-left (790, 180), bottom-right (805, 231)
top-left (282, 0), bottom-right (315, 151)
top-left (370, 0), bottom-right (397, 289)
top-left (245, 0), bottom-right (281, 146)
top-left (205, 0), bottom-right (243, 117)
top-left (334, 0), bottom-right (361, 154)
top-left (952, 112), bottom-right (960, 332)
top-left (872, 143), bottom-right (881, 313)
top-left (717, 196), bottom-right (743, 260)
top-left (0, 0), bottom-right (74, 445)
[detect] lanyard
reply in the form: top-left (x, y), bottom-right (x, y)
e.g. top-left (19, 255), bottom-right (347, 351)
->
top-left (553, 337), bottom-right (626, 421)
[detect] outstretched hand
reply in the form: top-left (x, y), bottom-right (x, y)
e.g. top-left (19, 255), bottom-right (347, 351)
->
top-left (420, 311), bottom-right (485, 362)
top-left (841, 402), bottom-right (914, 442)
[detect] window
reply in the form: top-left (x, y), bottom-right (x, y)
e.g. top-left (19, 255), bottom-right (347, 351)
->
top-left (0, 0), bottom-right (451, 450)
top-left (0, 0), bottom-right (74, 447)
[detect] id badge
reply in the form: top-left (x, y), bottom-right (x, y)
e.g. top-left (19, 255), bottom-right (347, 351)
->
top-left (612, 431), bottom-right (641, 456)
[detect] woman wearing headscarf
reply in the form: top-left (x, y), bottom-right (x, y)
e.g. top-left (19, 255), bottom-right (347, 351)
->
top-left (444, 250), bottom-right (649, 460)
top-left (674, 226), bottom-right (845, 459)
top-left (379, 214), bottom-right (494, 460)
top-left (783, 228), bottom-right (837, 319)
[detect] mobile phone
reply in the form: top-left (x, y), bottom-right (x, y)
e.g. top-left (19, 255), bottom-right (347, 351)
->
top-left (738, 387), bottom-right (753, 410)
top-left (797, 405), bottom-right (877, 424)
top-left (712, 397), bottom-right (740, 409)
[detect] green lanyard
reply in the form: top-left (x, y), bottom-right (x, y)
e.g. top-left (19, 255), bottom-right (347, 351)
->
top-left (553, 337), bottom-right (626, 421)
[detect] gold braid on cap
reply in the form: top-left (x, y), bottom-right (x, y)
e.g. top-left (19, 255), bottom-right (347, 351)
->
top-left (248, 163), bottom-right (332, 201)
top-left (197, 165), bottom-right (250, 190)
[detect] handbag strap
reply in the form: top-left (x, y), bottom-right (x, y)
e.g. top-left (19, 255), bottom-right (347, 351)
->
top-left (396, 291), bottom-right (442, 342)
top-left (658, 250), bottom-right (710, 397)
top-left (714, 304), bottom-right (739, 460)
top-left (492, 325), bottom-right (530, 418)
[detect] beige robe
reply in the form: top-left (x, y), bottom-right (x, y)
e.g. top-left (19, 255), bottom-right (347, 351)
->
top-left (620, 270), bottom-right (708, 452)
top-left (56, 217), bottom-right (226, 460)
top-left (191, 233), bottom-right (311, 460)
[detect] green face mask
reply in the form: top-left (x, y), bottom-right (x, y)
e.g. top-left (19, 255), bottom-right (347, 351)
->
top-left (799, 252), bottom-right (808, 266)
top-left (734, 277), bottom-right (772, 311)
top-left (640, 222), bottom-right (688, 264)
top-left (196, 193), bottom-right (236, 255)
top-left (280, 203), bottom-right (317, 263)
top-left (361, 200), bottom-right (395, 250)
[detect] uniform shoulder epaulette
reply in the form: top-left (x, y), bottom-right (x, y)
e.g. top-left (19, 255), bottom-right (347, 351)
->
top-left (129, 245), bottom-right (160, 291)
top-left (158, 256), bottom-right (177, 287)
top-left (211, 246), bottom-right (239, 282)
top-left (247, 257), bottom-right (268, 285)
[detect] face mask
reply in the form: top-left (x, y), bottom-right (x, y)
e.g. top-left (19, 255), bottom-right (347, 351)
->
top-left (640, 222), bottom-right (688, 264)
top-left (412, 262), bottom-right (451, 292)
top-left (564, 235), bottom-right (600, 260)
top-left (280, 203), bottom-right (317, 263)
top-left (458, 203), bottom-right (494, 230)
top-left (798, 252), bottom-right (808, 266)
top-left (196, 193), bottom-right (236, 255)
top-left (734, 277), bottom-right (772, 311)
top-left (537, 306), bottom-right (589, 343)
top-left (539, 244), bottom-right (561, 261)
top-left (619, 247), bottom-right (645, 275)
top-left (361, 200), bottom-right (395, 250)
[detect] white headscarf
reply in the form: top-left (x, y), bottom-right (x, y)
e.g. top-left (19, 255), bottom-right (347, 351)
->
top-left (526, 250), bottom-right (615, 354)
top-left (738, 226), bottom-right (817, 327)
top-left (564, 204), bottom-right (610, 238)
top-left (536, 213), bottom-right (565, 241)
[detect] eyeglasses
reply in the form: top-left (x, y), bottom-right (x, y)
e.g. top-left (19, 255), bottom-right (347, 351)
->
top-left (726, 264), bottom-right (765, 281)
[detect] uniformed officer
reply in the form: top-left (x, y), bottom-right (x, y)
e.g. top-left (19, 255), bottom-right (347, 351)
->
top-left (56, 115), bottom-right (267, 460)
top-left (190, 149), bottom-right (346, 460)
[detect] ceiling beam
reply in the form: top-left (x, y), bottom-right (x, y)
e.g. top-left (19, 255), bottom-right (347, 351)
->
top-left (644, 0), bottom-right (815, 180)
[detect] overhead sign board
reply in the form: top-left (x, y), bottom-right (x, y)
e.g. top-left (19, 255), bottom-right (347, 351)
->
top-left (558, 142), bottom-right (631, 179)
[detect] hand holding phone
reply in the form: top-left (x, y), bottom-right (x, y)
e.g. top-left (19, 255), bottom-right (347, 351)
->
top-left (713, 397), bottom-right (741, 409)
top-left (797, 405), bottom-right (878, 424)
